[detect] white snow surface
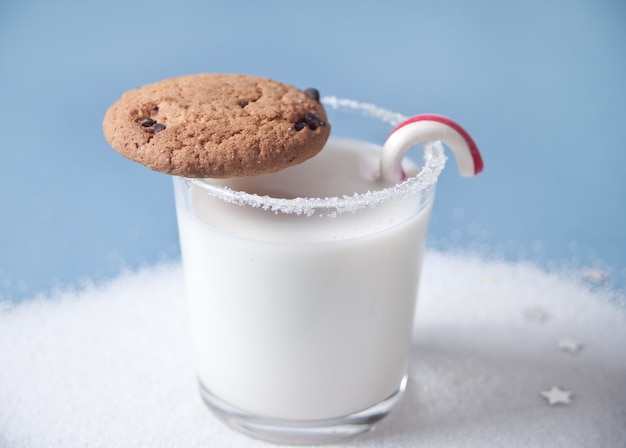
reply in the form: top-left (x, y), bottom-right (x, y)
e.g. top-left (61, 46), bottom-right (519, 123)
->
top-left (1, 251), bottom-right (625, 447)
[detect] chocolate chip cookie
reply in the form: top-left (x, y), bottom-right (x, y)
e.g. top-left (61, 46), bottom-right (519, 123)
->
top-left (102, 74), bottom-right (331, 178)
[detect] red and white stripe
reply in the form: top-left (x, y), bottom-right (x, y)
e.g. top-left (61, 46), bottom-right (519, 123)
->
top-left (381, 114), bottom-right (483, 183)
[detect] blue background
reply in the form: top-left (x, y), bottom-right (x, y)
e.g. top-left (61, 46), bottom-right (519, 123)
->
top-left (1, 0), bottom-right (625, 301)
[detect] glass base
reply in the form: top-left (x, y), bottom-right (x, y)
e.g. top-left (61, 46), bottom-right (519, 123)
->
top-left (198, 375), bottom-right (408, 445)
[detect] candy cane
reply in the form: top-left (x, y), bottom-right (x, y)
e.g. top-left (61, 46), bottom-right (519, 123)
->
top-left (381, 114), bottom-right (483, 184)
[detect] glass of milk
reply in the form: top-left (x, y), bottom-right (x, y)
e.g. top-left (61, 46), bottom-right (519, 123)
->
top-left (173, 97), bottom-right (446, 444)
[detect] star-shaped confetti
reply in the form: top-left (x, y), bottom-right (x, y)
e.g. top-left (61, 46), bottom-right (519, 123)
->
top-left (524, 306), bottom-right (550, 322)
top-left (540, 386), bottom-right (573, 406)
top-left (557, 337), bottom-right (583, 354)
top-left (581, 268), bottom-right (609, 284)
top-left (484, 274), bottom-right (496, 284)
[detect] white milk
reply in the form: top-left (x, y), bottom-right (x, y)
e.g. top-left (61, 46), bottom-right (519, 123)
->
top-left (175, 138), bottom-right (435, 421)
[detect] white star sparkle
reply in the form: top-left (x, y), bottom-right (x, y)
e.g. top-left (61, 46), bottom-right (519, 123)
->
top-left (540, 386), bottom-right (573, 406)
top-left (557, 337), bottom-right (583, 354)
top-left (581, 268), bottom-right (609, 284)
top-left (524, 306), bottom-right (550, 322)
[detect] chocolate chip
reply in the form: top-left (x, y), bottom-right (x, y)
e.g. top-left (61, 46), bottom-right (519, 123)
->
top-left (294, 111), bottom-right (326, 132)
top-left (304, 111), bottom-right (325, 130)
top-left (151, 123), bottom-right (166, 134)
top-left (303, 88), bottom-right (320, 102)
top-left (137, 117), bottom-right (156, 127)
top-left (238, 101), bottom-right (249, 108)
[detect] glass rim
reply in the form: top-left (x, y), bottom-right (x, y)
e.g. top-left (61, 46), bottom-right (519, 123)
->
top-left (185, 97), bottom-right (447, 216)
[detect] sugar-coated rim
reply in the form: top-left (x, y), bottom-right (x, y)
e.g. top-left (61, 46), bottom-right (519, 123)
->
top-left (187, 97), bottom-right (447, 216)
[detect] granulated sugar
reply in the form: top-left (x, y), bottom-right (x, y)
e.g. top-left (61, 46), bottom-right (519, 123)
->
top-left (1, 252), bottom-right (625, 447)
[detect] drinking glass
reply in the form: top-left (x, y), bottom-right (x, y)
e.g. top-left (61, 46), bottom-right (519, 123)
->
top-left (173, 97), bottom-right (446, 444)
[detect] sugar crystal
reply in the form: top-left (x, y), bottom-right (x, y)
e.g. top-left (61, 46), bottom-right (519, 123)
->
top-left (1, 252), bottom-right (625, 447)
